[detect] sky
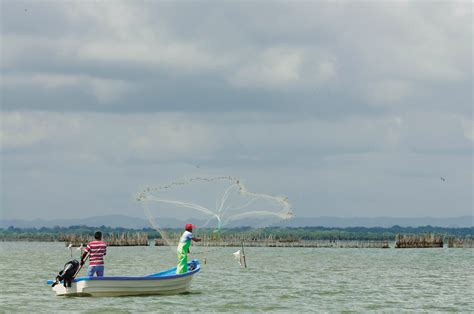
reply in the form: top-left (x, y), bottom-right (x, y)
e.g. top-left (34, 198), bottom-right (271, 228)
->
top-left (0, 1), bottom-right (472, 221)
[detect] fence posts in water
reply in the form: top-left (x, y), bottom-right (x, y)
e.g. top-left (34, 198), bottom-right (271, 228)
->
top-left (203, 240), bottom-right (209, 264)
top-left (395, 234), bottom-right (444, 248)
top-left (62, 232), bottom-right (149, 246)
top-left (447, 237), bottom-right (474, 248)
top-left (58, 232), bottom-right (472, 249)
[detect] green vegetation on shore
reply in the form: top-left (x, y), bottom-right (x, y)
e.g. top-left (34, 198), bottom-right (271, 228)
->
top-left (1, 225), bottom-right (472, 242)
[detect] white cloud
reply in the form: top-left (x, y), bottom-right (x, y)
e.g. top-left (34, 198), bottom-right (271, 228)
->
top-left (62, 2), bottom-right (231, 72)
top-left (88, 78), bottom-right (134, 105)
top-left (1, 1), bottom-right (471, 219)
top-left (399, 112), bottom-right (472, 153)
top-left (229, 47), bottom-right (337, 89)
top-left (0, 111), bottom-right (219, 162)
top-left (0, 112), bottom-right (48, 149)
top-left (461, 119), bottom-right (474, 141)
top-left (78, 40), bottom-right (230, 72)
top-left (1, 73), bottom-right (134, 104)
top-left (2, 1), bottom-right (469, 98)
top-left (230, 47), bottom-right (303, 88)
top-left (365, 79), bottom-right (413, 106)
top-left (127, 120), bottom-right (218, 161)
top-left (0, 111), bottom-right (82, 150)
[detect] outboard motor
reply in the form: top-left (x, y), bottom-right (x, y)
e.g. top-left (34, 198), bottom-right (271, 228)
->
top-left (188, 260), bottom-right (197, 271)
top-left (52, 260), bottom-right (80, 288)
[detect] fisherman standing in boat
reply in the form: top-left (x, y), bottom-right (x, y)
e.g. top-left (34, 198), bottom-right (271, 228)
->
top-left (80, 231), bottom-right (107, 277)
top-left (176, 224), bottom-right (201, 274)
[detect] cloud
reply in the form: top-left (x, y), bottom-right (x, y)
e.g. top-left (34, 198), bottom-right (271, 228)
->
top-left (0, 111), bottom-right (219, 162)
top-left (461, 119), bottom-right (474, 141)
top-left (1, 73), bottom-right (134, 105)
top-left (229, 47), bottom-right (337, 89)
top-left (365, 79), bottom-right (414, 107)
top-left (0, 1), bottom-right (472, 220)
top-left (3, 109), bottom-right (467, 169)
top-left (2, 1), bottom-right (470, 115)
top-left (230, 47), bottom-right (303, 88)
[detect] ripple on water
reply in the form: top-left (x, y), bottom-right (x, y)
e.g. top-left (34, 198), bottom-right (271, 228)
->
top-left (0, 244), bottom-right (472, 312)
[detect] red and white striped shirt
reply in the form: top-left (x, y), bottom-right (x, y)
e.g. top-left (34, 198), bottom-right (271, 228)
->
top-left (84, 240), bottom-right (107, 266)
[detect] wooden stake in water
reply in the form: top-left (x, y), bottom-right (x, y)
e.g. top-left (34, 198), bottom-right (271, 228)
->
top-left (204, 240), bottom-right (209, 265)
top-left (241, 241), bottom-right (247, 268)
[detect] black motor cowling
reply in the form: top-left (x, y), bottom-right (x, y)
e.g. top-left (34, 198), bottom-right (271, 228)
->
top-left (52, 259), bottom-right (80, 288)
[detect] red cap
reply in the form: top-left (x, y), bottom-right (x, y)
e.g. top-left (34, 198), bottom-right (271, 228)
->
top-left (185, 223), bottom-right (196, 231)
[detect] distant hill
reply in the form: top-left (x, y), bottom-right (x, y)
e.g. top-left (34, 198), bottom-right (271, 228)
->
top-left (1, 214), bottom-right (472, 229)
top-left (0, 215), bottom-right (153, 229)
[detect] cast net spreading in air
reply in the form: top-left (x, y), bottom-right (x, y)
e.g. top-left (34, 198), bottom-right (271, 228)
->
top-left (136, 176), bottom-right (293, 246)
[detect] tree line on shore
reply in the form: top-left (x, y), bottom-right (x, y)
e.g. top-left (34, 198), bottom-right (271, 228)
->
top-left (1, 225), bottom-right (472, 241)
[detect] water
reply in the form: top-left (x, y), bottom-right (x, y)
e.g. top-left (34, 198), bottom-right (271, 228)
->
top-left (0, 242), bottom-right (472, 312)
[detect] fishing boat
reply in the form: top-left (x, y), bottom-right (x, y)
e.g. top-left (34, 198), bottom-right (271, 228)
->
top-left (47, 260), bottom-right (200, 297)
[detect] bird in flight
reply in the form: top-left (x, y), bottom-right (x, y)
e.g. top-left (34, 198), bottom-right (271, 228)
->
top-left (440, 177), bottom-right (446, 182)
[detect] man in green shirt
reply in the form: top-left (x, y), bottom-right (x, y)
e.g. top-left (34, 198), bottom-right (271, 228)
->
top-left (176, 223), bottom-right (201, 274)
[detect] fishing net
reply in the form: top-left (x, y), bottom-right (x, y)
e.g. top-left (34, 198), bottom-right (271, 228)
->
top-left (137, 176), bottom-right (293, 247)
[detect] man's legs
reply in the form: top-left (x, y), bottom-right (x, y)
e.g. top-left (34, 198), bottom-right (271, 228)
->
top-left (95, 266), bottom-right (104, 277)
top-left (176, 251), bottom-right (188, 274)
top-left (87, 266), bottom-right (95, 277)
top-left (87, 265), bottom-right (105, 277)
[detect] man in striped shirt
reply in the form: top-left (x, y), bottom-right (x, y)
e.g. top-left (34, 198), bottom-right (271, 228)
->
top-left (80, 231), bottom-right (107, 277)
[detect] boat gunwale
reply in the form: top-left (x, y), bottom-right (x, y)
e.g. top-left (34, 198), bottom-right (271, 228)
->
top-left (76, 266), bottom-right (199, 281)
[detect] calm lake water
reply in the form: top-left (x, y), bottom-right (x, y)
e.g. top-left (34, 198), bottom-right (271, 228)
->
top-left (0, 242), bottom-right (472, 312)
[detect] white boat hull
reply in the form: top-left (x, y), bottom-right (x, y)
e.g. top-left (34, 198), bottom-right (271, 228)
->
top-left (52, 276), bottom-right (193, 297)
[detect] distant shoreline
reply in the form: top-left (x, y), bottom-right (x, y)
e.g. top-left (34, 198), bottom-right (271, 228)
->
top-left (2, 214), bottom-right (472, 229)
top-left (2, 238), bottom-right (473, 249)
top-left (1, 225), bottom-right (472, 248)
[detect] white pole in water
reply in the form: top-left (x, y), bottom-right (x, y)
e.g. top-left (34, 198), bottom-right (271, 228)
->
top-left (77, 243), bottom-right (84, 256)
top-left (241, 240), bottom-right (247, 268)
